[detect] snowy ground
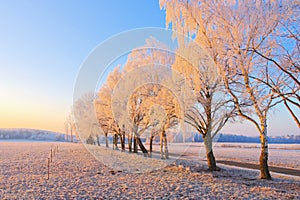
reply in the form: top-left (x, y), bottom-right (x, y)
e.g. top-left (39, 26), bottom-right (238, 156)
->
top-left (149, 142), bottom-right (300, 169)
top-left (0, 142), bottom-right (299, 199)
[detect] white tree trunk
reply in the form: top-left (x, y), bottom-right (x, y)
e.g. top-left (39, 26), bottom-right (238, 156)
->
top-left (259, 119), bottom-right (271, 179)
top-left (160, 130), bottom-right (168, 159)
top-left (160, 132), bottom-right (164, 159)
top-left (105, 134), bottom-right (109, 148)
top-left (203, 130), bottom-right (217, 171)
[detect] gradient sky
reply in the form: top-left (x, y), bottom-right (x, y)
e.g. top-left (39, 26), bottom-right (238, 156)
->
top-left (0, 1), bottom-right (298, 136)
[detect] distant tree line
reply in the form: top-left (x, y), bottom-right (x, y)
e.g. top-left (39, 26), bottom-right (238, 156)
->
top-left (193, 133), bottom-right (300, 144)
top-left (0, 128), bottom-right (72, 142)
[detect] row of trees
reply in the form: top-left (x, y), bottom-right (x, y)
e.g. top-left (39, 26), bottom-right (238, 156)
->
top-left (69, 0), bottom-right (298, 180)
top-left (94, 38), bottom-right (183, 159)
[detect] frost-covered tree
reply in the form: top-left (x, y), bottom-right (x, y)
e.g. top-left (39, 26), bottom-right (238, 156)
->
top-left (172, 43), bottom-right (235, 170)
top-left (73, 92), bottom-right (99, 144)
top-left (127, 86), bottom-right (153, 154)
top-left (247, 3), bottom-right (300, 128)
top-left (111, 37), bottom-right (181, 155)
top-left (148, 86), bottom-right (181, 159)
top-left (95, 66), bottom-right (123, 148)
top-left (64, 112), bottom-right (74, 142)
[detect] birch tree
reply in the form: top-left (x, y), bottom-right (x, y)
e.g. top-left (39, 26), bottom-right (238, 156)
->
top-left (174, 41), bottom-right (235, 170)
top-left (65, 112), bottom-right (76, 142)
top-left (126, 82), bottom-right (181, 158)
top-left (247, 3), bottom-right (300, 128)
top-left (111, 37), bottom-right (182, 155)
top-left (94, 87), bottom-right (111, 147)
top-left (95, 66), bottom-right (123, 148)
top-left (160, 0), bottom-right (236, 170)
top-left (73, 92), bottom-right (99, 144)
top-left (127, 85), bottom-right (154, 154)
top-left (148, 86), bottom-right (181, 159)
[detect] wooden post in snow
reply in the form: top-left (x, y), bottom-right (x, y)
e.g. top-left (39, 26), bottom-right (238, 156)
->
top-left (50, 148), bottom-right (52, 162)
top-left (47, 158), bottom-right (50, 180)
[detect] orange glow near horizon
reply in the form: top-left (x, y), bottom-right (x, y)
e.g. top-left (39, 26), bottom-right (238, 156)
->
top-left (0, 102), bottom-right (67, 133)
top-left (0, 116), bottom-right (65, 133)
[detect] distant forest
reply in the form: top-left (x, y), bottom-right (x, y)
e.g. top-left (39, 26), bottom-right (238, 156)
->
top-left (0, 128), bottom-right (72, 142)
top-left (193, 133), bottom-right (300, 144)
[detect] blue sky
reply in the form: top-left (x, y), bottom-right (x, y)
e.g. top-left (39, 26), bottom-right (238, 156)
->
top-left (0, 1), bottom-right (298, 136)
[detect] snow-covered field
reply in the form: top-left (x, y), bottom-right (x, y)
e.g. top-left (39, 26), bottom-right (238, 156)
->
top-left (0, 142), bottom-right (299, 199)
top-left (149, 142), bottom-right (300, 169)
top-left (214, 143), bottom-right (300, 169)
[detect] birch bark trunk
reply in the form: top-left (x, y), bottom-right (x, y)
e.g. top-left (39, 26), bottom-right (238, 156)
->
top-left (204, 130), bottom-right (217, 171)
top-left (259, 120), bottom-right (272, 179)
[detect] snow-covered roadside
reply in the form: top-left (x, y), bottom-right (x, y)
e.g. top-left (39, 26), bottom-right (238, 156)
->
top-left (148, 142), bottom-right (300, 169)
top-left (1, 142), bottom-right (299, 199)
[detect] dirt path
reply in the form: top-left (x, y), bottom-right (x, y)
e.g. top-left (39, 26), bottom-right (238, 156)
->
top-left (217, 160), bottom-right (300, 177)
